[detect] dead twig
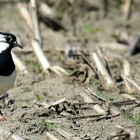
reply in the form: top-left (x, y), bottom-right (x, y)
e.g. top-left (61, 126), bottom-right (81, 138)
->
top-left (30, 0), bottom-right (68, 75)
top-left (122, 59), bottom-right (133, 93)
top-left (34, 98), bottom-right (67, 109)
top-left (80, 54), bottom-right (97, 74)
top-left (92, 104), bottom-right (106, 115)
top-left (80, 91), bottom-right (106, 115)
top-left (112, 100), bottom-right (137, 106)
top-left (70, 102), bottom-right (102, 106)
top-left (121, 94), bottom-right (136, 100)
top-left (30, 0), bottom-right (50, 71)
top-left (68, 114), bottom-right (102, 119)
top-left (121, 94), bottom-right (140, 104)
top-left (92, 52), bottom-right (115, 88)
top-left (108, 125), bottom-right (140, 140)
top-left (86, 87), bottom-right (107, 102)
top-left (50, 66), bottom-right (69, 76)
top-left (106, 102), bottom-right (120, 115)
top-left (95, 114), bottom-right (119, 121)
top-left (80, 92), bottom-right (94, 103)
top-left (125, 76), bottom-right (140, 93)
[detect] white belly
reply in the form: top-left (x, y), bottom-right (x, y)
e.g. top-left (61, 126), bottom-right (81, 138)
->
top-left (0, 70), bottom-right (16, 95)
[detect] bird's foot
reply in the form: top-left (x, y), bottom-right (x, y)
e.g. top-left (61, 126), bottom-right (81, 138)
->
top-left (0, 110), bottom-right (7, 121)
top-left (0, 93), bottom-right (8, 100)
top-left (0, 115), bottom-right (7, 121)
top-left (7, 99), bottom-right (15, 106)
top-left (0, 93), bottom-right (15, 108)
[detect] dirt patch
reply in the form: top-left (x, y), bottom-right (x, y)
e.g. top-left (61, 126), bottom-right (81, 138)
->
top-left (0, 1), bottom-right (140, 140)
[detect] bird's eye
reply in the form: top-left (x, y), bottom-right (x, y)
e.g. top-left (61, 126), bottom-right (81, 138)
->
top-left (6, 36), bottom-right (13, 43)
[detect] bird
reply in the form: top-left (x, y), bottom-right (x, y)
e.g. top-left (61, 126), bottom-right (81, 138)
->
top-left (0, 32), bottom-right (22, 120)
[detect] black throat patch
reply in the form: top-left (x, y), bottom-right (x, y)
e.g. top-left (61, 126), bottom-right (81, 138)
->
top-left (0, 49), bottom-right (15, 76)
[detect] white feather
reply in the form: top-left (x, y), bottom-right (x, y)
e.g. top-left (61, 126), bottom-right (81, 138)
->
top-left (0, 34), bottom-right (6, 42)
top-left (0, 70), bottom-right (16, 95)
top-left (0, 42), bottom-right (9, 53)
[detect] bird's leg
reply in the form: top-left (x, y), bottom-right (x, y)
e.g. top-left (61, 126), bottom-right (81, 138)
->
top-left (0, 110), bottom-right (7, 121)
top-left (0, 93), bottom-right (15, 107)
top-left (0, 99), bottom-right (7, 121)
top-left (0, 93), bottom-right (14, 121)
top-left (0, 93), bottom-right (9, 107)
top-left (0, 93), bottom-right (9, 100)
top-left (7, 99), bottom-right (15, 106)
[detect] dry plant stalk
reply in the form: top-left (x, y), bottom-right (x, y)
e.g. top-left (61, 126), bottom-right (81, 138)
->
top-left (121, 93), bottom-right (137, 100)
top-left (31, 40), bottom-right (50, 70)
top-left (109, 125), bottom-right (133, 139)
top-left (123, 60), bottom-right (140, 93)
top-left (101, 49), bottom-right (123, 60)
top-left (30, 0), bottom-right (68, 75)
top-left (0, 127), bottom-right (24, 140)
top-left (80, 91), bottom-right (106, 115)
top-left (123, 60), bottom-right (130, 76)
top-left (39, 2), bottom-right (53, 17)
top-left (96, 48), bottom-right (113, 80)
top-left (16, 2), bottom-right (32, 30)
top-left (122, 59), bottom-right (133, 93)
top-left (48, 98), bottom-right (67, 108)
top-left (55, 128), bottom-right (81, 140)
top-left (92, 104), bottom-right (106, 115)
top-left (71, 114), bottom-right (102, 119)
top-left (55, 128), bottom-right (73, 139)
top-left (50, 66), bottom-right (69, 76)
top-left (106, 102), bottom-right (120, 115)
top-left (99, 42), bottom-right (128, 52)
top-left (12, 52), bottom-right (29, 74)
top-left (13, 46), bottom-right (64, 54)
top-left (121, 94), bottom-right (140, 105)
top-left (87, 88), bottom-right (120, 115)
top-left (16, 1), bottom-right (50, 71)
top-left (80, 92), bottom-right (94, 103)
top-left (92, 52), bottom-right (115, 88)
top-left (115, 125), bottom-right (139, 140)
top-left (112, 100), bottom-right (136, 106)
top-left (17, 0), bottom-right (68, 75)
top-left (30, 0), bottom-right (50, 70)
top-left (122, 0), bottom-right (133, 19)
top-left (125, 76), bottom-right (140, 93)
top-left (46, 132), bottom-right (60, 140)
top-left (34, 98), bottom-right (67, 109)
top-left (87, 88), bottom-right (107, 102)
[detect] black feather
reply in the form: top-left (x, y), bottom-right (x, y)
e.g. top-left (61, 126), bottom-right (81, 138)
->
top-left (0, 49), bottom-right (15, 76)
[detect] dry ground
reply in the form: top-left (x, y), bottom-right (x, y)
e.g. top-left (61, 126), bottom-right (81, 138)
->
top-left (0, 1), bottom-right (140, 140)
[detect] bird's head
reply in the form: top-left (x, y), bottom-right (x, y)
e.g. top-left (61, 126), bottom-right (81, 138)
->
top-left (0, 32), bottom-right (22, 53)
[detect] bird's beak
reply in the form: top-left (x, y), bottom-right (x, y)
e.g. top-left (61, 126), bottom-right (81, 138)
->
top-left (14, 42), bottom-right (23, 49)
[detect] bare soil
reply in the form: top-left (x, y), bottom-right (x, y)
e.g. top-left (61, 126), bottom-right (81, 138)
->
top-left (0, 1), bottom-right (140, 140)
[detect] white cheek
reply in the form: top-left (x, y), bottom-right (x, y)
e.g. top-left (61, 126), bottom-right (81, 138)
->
top-left (0, 34), bottom-right (6, 41)
top-left (0, 42), bottom-right (9, 53)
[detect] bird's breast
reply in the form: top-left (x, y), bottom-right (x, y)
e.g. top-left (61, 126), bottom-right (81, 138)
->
top-left (0, 70), bottom-right (16, 95)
